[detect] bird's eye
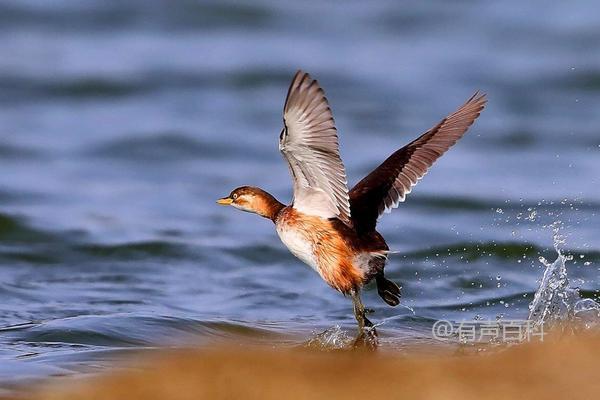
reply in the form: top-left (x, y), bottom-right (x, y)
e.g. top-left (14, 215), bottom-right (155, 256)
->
top-left (232, 194), bottom-right (238, 199)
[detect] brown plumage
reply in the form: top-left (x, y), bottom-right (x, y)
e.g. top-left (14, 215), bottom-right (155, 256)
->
top-left (218, 70), bottom-right (486, 336)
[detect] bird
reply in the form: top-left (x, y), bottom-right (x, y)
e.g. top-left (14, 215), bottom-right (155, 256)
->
top-left (217, 70), bottom-right (486, 337)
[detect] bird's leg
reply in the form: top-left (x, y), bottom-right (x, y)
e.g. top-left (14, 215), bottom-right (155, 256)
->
top-left (350, 289), bottom-right (378, 349)
top-left (350, 289), bottom-right (369, 330)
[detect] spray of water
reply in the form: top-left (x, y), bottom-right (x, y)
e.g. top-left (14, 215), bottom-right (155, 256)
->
top-left (305, 325), bottom-right (353, 349)
top-left (528, 222), bottom-right (600, 329)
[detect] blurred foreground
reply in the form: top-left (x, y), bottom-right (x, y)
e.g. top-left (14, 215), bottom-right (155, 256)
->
top-left (19, 330), bottom-right (600, 400)
top-left (0, 0), bottom-right (598, 392)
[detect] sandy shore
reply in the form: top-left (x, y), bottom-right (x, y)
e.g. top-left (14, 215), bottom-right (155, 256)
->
top-left (13, 332), bottom-right (600, 400)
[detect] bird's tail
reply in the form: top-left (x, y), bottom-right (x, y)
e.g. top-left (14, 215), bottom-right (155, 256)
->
top-left (376, 274), bottom-right (401, 306)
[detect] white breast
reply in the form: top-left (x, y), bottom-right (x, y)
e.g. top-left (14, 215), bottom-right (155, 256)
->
top-left (276, 225), bottom-right (318, 271)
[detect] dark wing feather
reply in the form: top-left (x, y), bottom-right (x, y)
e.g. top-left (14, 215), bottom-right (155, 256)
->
top-left (349, 92), bottom-right (487, 233)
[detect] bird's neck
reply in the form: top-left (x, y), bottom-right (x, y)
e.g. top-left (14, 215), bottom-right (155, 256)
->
top-left (253, 191), bottom-right (285, 222)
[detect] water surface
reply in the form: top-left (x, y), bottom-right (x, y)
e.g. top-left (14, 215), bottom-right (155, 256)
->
top-left (0, 0), bottom-right (599, 391)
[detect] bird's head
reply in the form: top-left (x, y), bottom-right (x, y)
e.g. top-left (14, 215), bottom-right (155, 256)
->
top-left (217, 186), bottom-right (282, 219)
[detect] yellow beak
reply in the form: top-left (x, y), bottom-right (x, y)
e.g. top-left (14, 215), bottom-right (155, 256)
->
top-left (216, 197), bottom-right (233, 206)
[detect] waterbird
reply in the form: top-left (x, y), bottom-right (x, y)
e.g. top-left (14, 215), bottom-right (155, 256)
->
top-left (218, 70), bottom-right (486, 336)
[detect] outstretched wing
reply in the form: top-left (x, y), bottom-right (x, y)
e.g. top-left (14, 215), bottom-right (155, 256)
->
top-left (349, 92), bottom-right (487, 233)
top-left (280, 70), bottom-right (351, 225)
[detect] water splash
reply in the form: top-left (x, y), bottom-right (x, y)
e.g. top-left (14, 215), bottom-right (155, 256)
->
top-left (528, 222), bottom-right (600, 329)
top-left (573, 299), bottom-right (600, 329)
top-left (391, 302), bottom-right (416, 316)
top-left (305, 325), bottom-right (353, 350)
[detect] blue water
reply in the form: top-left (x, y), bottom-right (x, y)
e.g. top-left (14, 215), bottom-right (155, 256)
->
top-left (0, 0), bottom-right (599, 391)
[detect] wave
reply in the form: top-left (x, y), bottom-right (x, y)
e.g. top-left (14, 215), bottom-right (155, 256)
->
top-left (0, 144), bottom-right (42, 160)
top-left (409, 241), bottom-right (538, 260)
top-left (1, 211), bottom-right (598, 269)
top-left (0, 315), bottom-right (293, 349)
top-left (408, 194), bottom-right (600, 212)
top-left (0, 213), bottom-right (57, 244)
top-left (0, 1), bottom-right (273, 32)
top-left (400, 240), bottom-right (600, 263)
top-left (0, 240), bottom-right (197, 265)
top-left (423, 291), bottom-right (534, 312)
top-left (0, 213), bottom-right (199, 264)
top-left (403, 241), bottom-right (530, 261)
top-left (0, 68), bottom-right (294, 102)
top-left (0, 190), bottom-right (43, 205)
top-left (73, 241), bottom-right (193, 261)
top-left (85, 133), bottom-right (264, 162)
top-left (227, 243), bottom-right (293, 264)
top-left (0, 74), bottom-right (144, 100)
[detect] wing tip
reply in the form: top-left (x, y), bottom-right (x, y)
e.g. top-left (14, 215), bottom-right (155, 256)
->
top-left (285, 70), bottom-right (311, 110)
top-left (467, 90), bottom-right (488, 110)
top-left (285, 69), bottom-right (326, 114)
top-left (294, 68), bottom-right (307, 78)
